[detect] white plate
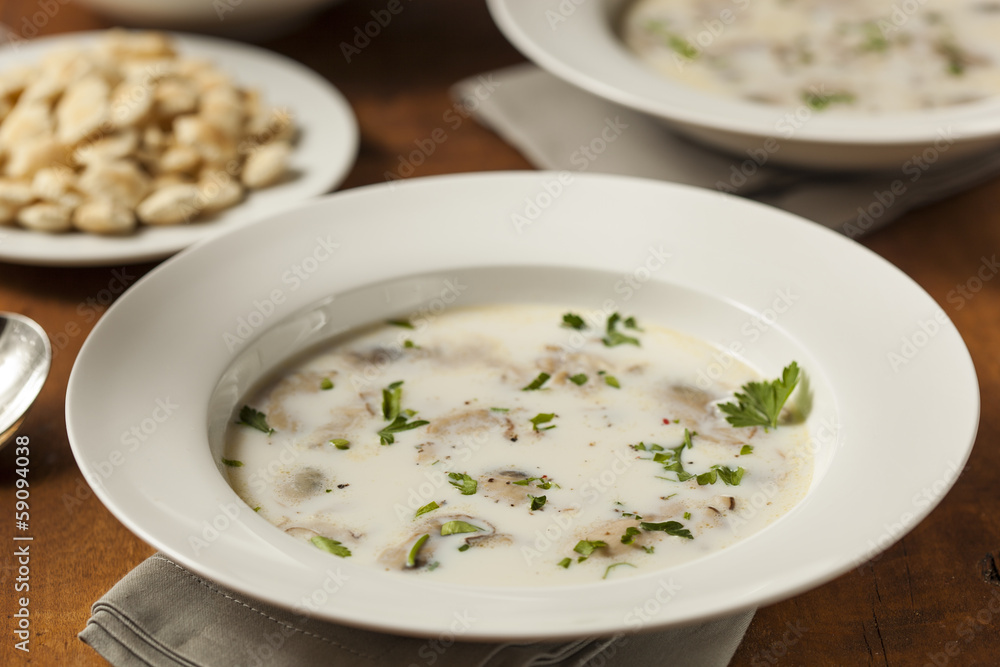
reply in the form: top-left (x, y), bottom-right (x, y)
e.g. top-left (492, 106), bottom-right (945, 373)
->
top-left (487, 0), bottom-right (1000, 169)
top-left (66, 172), bottom-right (978, 640)
top-left (0, 31), bottom-right (358, 267)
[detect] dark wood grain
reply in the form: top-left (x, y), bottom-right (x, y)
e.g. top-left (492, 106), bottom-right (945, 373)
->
top-left (0, 1), bottom-right (998, 665)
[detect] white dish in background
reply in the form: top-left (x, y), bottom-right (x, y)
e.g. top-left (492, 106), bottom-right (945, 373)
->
top-left (487, 0), bottom-right (1000, 170)
top-left (0, 31), bottom-right (358, 267)
top-left (66, 172), bottom-right (978, 640)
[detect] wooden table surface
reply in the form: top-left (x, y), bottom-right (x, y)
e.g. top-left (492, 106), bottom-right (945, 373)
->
top-left (1, 1), bottom-right (999, 665)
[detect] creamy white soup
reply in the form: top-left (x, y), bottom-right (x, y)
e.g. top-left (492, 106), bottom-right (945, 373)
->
top-left (224, 304), bottom-right (813, 586)
top-left (621, 0), bottom-right (1000, 112)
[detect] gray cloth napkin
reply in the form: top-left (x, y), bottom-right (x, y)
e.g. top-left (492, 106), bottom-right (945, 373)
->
top-left (452, 64), bottom-right (1000, 237)
top-left (81, 553), bottom-right (755, 666)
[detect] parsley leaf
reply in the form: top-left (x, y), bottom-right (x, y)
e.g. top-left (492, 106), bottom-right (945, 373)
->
top-left (718, 362), bottom-right (800, 430)
top-left (602, 313), bottom-right (640, 347)
top-left (713, 465), bottom-right (745, 486)
top-left (310, 536), bottom-right (352, 557)
top-left (415, 501), bottom-right (439, 518)
top-left (530, 413), bottom-right (557, 431)
top-left (641, 521), bottom-right (693, 540)
top-left (512, 477), bottom-right (553, 490)
top-left (378, 415), bottom-right (430, 445)
top-left (237, 405), bottom-right (274, 435)
top-left (221, 457), bottom-right (243, 467)
top-left (382, 380), bottom-right (404, 421)
top-left (557, 557), bottom-right (572, 569)
top-left (529, 494), bottom-right (547, 511)
top-left (569, 373), bottom-right (588, 385)
top-left (522, 372), bottom-right (551, 391)
top-left (740, 445), bottom-right (754, 455)
top-left (561, 313), bottom-right (586, 330)
top-left (406, 534), bottom-right (429, 568)
top-left (329, 439), bottom-right (350, 450)
top-left (440, 520), bottom-right (483, 536)
top-left (320, 377), bottom-right (334, 390)
top-left (388, 319), bottom-right (414, 329)
top-left (448, 472), bottom-right (478, 495)
top-left (490, 407), bottom-right (509, 413)
top-left (603, 562), bottom-right (637, 579)
top-left (605, 375), bottom-right (620, 389)
top-left (573, 539), bottom-right (608, 561)
top-left (621, 526), bottom-right (641, 545)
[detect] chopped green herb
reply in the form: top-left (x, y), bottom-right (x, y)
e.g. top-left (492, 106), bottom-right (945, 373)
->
top-left (602, 312), bottom-right (640, 347)
top-left (652, 429), bottom-right (696, 482)
top-left (623, 316), bottom-right (642, 331)
top-left (329, 438), bottom-right (350, 450)
top-left (522, 372), bottom-right (551, 391)
top-left (221, 457), bottom-right (243, 467)
top-left (320, 377), bottom-right (334, 390)
top-left (557, 557), bottom-right (572, 569)
top-left (621, 526), bottom-right (641, 545)
top-left (604, 375), bottom-right (621, 389)
top-left (458, 544), bottom-right (470, 552)
top-left (718, 362), bottom-right (800, 430)
top-left (603, 562), bottom-right (637, 579)
top-left (448, 472), bottom-right (478, 496)
top-left (427, 561), bottom-right (440, 571)
top-left (490, 407), bottom-right (509, 413)
top-left (236, 405), bottom-right (274, 435)
top-left (440, 520), bottom-right (483, 536)
top-left (622, 512), bottom-right (643, 520)
top-left (696, 470), bottom-right (717, 486)
top-left (573, 539), bottom-right (608, 561)
top-left (529, 495), bottom-right (547, 511)
top-left (802, 89), bottom-right (856, 111)
top-left (713, 465), bottom-right (745, 486)
top-left (683, 512), bottom-right (691, 520)
top-left (382, 380), bottom-right (404, 421)
top-left (569, 373), bottom-right (588, 386)
top-left (406, 533), bottom-right (429, 568)
top-left (561, 313), bottom-right (587, 330)
top-left (641, 546), bottom-right (655, 554)
top-left (403, 339), bottom-right (418, 349)
top-left (310, 536), bottom-right (352, 557)
top-left (740, 445), bottom-right (754, 455)
top-left (253, 506), bottom-right (261, 512)
top-left (378, 415), bottom-right (430, 445)
top-left (530, 413), bottom-right (557, 431)
top-left (512, 476), bottom-right (553, 490)
top-left (860, 21), bottom-right (889, 52)
top-left (641, 521), bottom-right (693, 540)
top-left (388, 319), bottom-right (414, 329)
top-left (415, 501), bottom-right (439, 518)
top-left (632, 442), bottom-right (647, 451)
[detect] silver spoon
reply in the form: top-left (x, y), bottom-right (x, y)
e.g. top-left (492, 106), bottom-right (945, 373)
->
top-left (0, 313), bottom-right (51, 449)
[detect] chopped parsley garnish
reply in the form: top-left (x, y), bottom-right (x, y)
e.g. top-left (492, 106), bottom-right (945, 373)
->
top-left (448, 472), bottom-right (478, 495)
top-left (652, 429), bottom-right (696, 482)
top-left (558, 557), bottom-right (572, 568)
top-left (621, 526), bottom-right (641, 545)
top-left (320, 377), bottom-right (334, 390)
top-left (221, 458), bottom-right (243, 467)
top-left (458, 544), bottom-right (470, 552)
top-left (310, 536), bottom-right (352, 557)
top-left (406, 534), bottom-right (429, 568)
top-left (440, 520), bottom-right (483, 536)
top-left (802, 89), bottom-right (855, 111)
top-left (403, 339), bottom-right (418, 349)
top-left (740, 445), bottom-right (754, 455)
top-left (382, 380), bottom-right (404, 421)
top-left (329, 438), bottom-right (350, 450)
top-left (512, 476), bottom-right (553, 490)
top-left (573, 539), bottom-right (608, 561)
top-left (236, 405), bottom-right (274, 435)
top-left (561, 313), bottom-right (586, 330)
top-left (427, 561), bottom-right (440, 571)
top-left (522, 372), bottom-right (551, 391)
top-left (602, 312), bottom-right (640, 347)
top-left (683, 511), bottom-right (691, 520)
top-left (641, 521), bottom-right (693, 540)
top-left (378, 415), bottom-right (430, 445)
top-left (569, 373), bottom-right (588, 385)
top-left (718, 362), bottom-right (800, 430)
top-left (529, 495), bottom-right (547, 511)
top-left (490, 407), bottom-right (509, 413)
top-left (253, 506), bottom-right (261, 512)
top-left (603, 562), bottom-right (637, 579)
top-left (388, 319), bottom-right (414, 329)
top-left (641, 546), bottom-right (655, 554)
top-left (604, 375), bottom-right (621, 389)
top-left (415, 501), bottom-right (439, 518)
top-left (713, 465), bottom-right (746, 486)
top-left (530, 413), bottom-right (557, 431)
